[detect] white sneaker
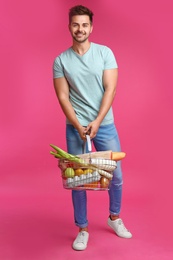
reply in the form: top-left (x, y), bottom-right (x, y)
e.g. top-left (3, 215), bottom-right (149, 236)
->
top-left (108, 217), bottom-right (132, 238)
top-left (72, 231), bottom-right (89, 251)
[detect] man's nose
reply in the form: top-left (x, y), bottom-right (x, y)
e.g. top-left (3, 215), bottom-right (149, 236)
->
top-left (78, 25), bottom-right (83, 32)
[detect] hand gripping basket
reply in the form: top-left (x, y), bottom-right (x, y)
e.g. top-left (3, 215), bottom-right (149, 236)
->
top-left (58, 135), bottom-right (117, 191)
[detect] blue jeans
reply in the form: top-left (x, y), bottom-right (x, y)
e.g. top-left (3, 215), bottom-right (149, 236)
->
top-left (66, 123), bottom-right (123, 228)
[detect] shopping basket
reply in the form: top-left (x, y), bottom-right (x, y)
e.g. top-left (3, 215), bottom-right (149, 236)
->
top-left (57, 135), bottom-right (117, 191)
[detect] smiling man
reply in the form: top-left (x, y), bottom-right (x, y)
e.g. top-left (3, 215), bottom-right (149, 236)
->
top-left (53, 5), bottom-right (132, 251)
top-left (69, 16), bottom-right (93, 44)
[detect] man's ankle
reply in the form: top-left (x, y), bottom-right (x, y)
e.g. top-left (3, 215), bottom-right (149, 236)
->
top-left (110, 215), bottom-right (120, 221)
top-left (79, 227), bottom-right (88, 232)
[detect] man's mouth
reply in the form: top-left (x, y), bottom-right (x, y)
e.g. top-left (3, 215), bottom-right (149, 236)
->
top-left (76, 32), bottom-right (84, 36)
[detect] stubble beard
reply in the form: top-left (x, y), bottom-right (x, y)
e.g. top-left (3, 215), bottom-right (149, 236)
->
top-left (72, 33), bottom-right (89, 44)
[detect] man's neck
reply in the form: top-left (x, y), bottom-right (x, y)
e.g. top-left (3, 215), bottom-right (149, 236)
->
top-left (72, 41), bottom-right (91, 56)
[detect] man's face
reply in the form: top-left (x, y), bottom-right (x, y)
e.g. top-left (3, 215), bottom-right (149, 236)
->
top-left (69, 15), bottom-right (93, 43)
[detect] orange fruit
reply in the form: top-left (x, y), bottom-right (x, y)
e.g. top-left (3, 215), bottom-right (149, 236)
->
top-left (74, 168), bottom-right (84, 176)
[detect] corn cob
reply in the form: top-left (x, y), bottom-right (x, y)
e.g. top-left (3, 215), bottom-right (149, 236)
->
top-left (65, 171), bottom-right (101, 188)
top-left (86, 158), bottom-right (117, 171)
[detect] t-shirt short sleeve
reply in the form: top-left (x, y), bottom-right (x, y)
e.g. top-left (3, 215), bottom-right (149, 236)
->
top-left (53, 57), bottom-right (65, 78)
top-left (103, 47), bottom-right (118, 70)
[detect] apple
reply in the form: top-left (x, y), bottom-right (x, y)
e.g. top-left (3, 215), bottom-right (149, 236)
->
top-left (65, 167), bottom-right (75, 178)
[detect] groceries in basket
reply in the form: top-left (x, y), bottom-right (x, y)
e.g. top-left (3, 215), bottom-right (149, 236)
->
top-left (50, 144), bottom-right (126, 190)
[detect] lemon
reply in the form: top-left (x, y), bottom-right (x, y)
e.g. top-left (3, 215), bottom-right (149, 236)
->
top-left (83, 168), bottom-right (93, 174)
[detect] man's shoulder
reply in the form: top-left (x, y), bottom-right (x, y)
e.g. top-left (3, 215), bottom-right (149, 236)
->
top-left (91, 42), bottom-right (117, 66)
top-left (55, 47), bottom-right (72, 60)
top-left (92, 42), bottom-right (105, 48)
top-left (91, 42), bottom-right (112, 52)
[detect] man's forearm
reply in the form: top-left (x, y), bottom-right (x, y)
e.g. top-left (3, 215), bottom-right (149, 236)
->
top-left (96, 88), bottom-right (116, 124)
top-left (59, 98), bottom-right (82, 130)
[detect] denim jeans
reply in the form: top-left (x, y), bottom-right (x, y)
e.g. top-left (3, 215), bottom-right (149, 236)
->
top-left (66, 123), bottom-right (123, 228)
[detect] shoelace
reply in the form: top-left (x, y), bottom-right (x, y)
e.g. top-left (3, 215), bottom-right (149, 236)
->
top-left (117, 219), bottom-right (128, 231)
top-left (76, 232), bottom-right (86, 243)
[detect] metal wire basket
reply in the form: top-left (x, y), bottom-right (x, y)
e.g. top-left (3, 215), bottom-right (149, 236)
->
top-left (58, 158), bottom-right (117, 190)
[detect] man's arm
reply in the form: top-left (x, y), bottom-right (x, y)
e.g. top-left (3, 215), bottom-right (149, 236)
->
top-left (53, 77), bottom-right (87, 139)
top-left (86, 68), bottom-right (118, 138)
top-left (97, 68), bottom-right (118, 123)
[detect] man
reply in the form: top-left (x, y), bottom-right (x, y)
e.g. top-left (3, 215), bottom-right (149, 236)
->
top-left (53, 5), bottom-right (132, 251)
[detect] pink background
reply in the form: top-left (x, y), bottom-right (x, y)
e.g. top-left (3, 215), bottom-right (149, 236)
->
top-left (1, 0), bottom-right (173, 259)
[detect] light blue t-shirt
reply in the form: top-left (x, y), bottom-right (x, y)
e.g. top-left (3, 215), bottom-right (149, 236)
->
top-left (53, 42), bottom-right (118, 126)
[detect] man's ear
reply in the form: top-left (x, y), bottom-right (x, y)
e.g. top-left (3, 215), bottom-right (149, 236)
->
top-left (90, 25), bottom-right (93, 33)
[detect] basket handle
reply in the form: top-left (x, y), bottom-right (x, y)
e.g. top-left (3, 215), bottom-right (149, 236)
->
top-left (83, 135), bottom-right (92, 153)
top-left (86, 135), bottom-right (92, 152)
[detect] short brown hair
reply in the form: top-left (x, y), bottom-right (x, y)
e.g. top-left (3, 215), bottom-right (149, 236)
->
top-left (69, 5), bottom-right (94, 24)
